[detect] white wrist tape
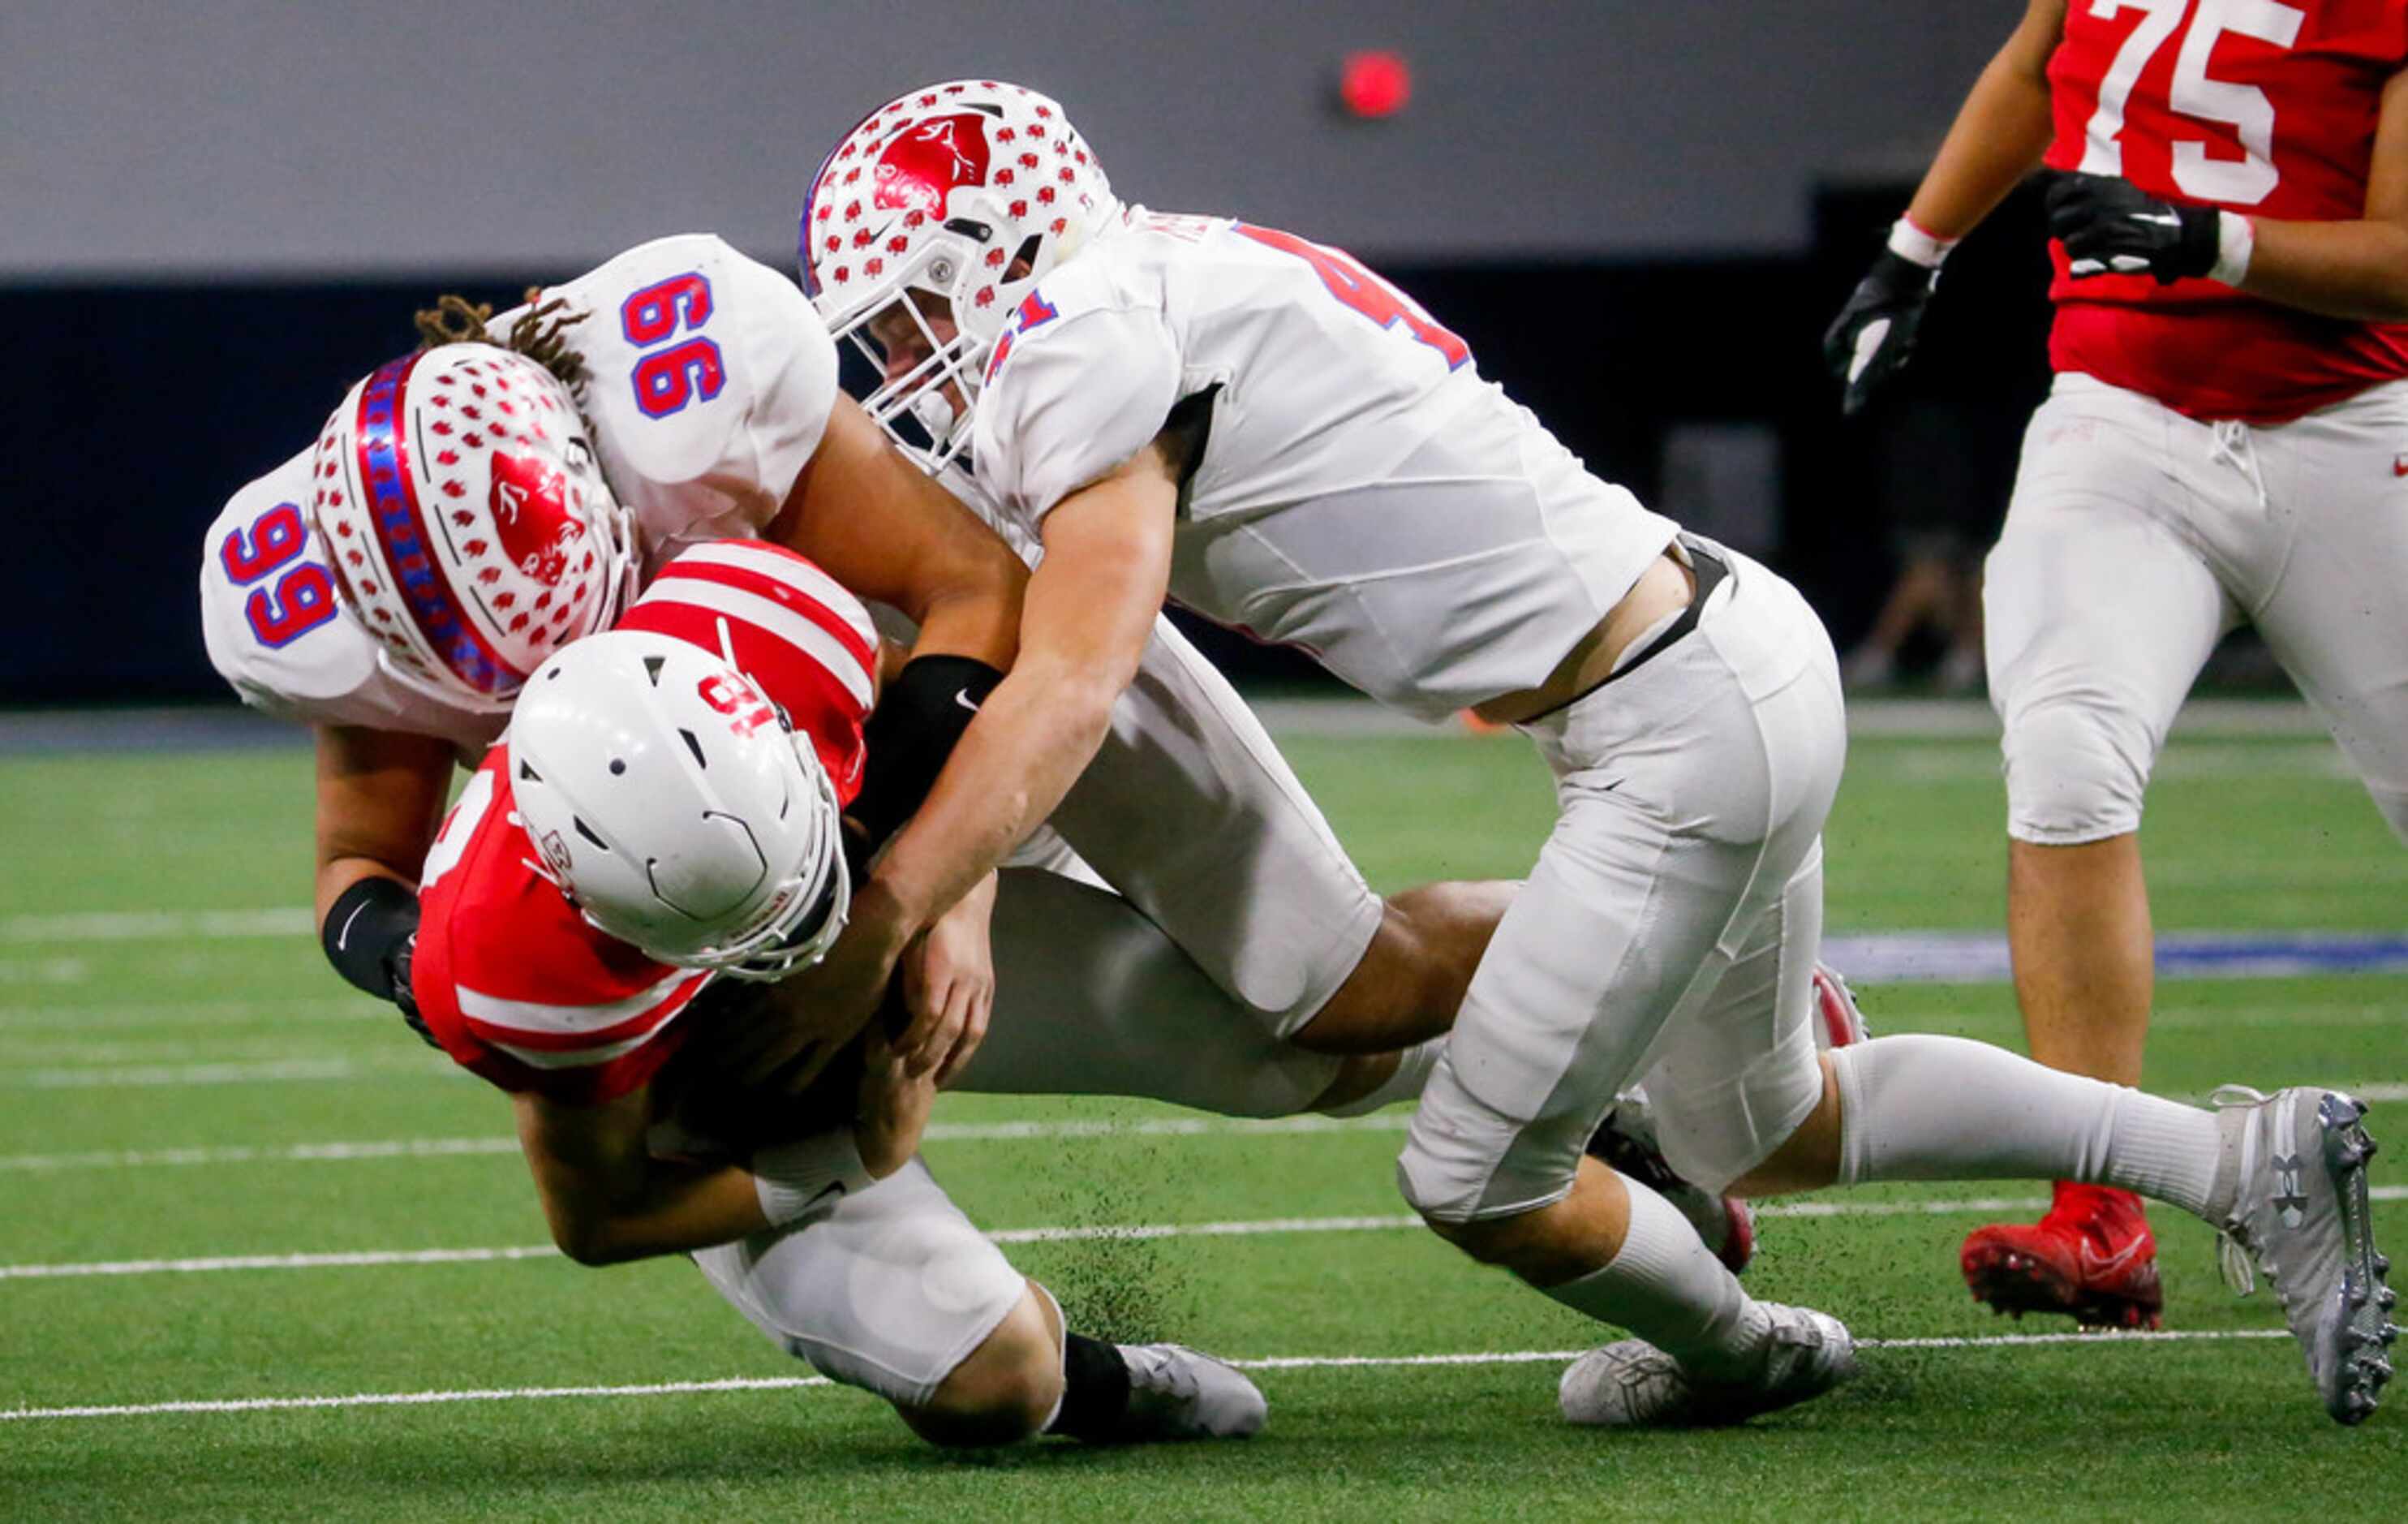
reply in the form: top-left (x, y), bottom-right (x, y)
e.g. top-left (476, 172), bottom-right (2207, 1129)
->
top-left (753, 1130), bottom-right (873, 1225)
top-left (1887, 216), bottom-right (1959, 269)
top-left (2209, 211), bottom-right (2255, 286)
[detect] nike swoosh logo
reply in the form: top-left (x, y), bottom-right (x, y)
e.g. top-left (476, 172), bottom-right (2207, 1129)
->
top-left (333, 899), bottom-right (370, 952)
top-left (954, 689), bottom-right (982, 714)
top-left (1847, 318), bottom-right (1891, 385)
top-left (2133, 213), bottom-right (2182, 227)
top-left (2077, 1236), bottom-right (2148, 1276)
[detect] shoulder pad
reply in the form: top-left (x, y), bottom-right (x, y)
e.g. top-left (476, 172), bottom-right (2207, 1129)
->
top-left (974, 278), bottom-right (1182, 527)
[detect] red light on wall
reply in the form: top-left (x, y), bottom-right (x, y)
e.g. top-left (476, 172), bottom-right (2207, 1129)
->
top-left (1339, 50), bottom-right (1412, 119)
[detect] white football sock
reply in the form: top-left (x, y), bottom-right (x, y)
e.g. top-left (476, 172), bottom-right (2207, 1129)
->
top-left (1827, 1035), bottom-right (2220, 1216)
top-left (1540, 1175), bottom-right (1769, 1380)
top-left (1321, 1035), bottom-right (1447, 1117)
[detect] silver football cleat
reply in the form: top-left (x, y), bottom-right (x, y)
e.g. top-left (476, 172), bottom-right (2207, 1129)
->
top-left (1115, 1343), bottom-right (1268, 1440)
top-left (2210, 1087), bottom-right (2397, 1425)
top-left (1558, 1303), bottom-right (1855, 1428)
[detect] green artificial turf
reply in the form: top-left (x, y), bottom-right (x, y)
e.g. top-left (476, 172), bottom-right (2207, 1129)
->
top-left (0, 708), bottom-right (2399, 1521)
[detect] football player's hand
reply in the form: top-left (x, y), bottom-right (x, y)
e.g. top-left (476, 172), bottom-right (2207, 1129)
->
top-left (854, 1030), bottom-right (936, 1180)
top-left (1823, 249), bottom-right (1939, 417)
top-left (899, 872), bottom-right (995, 1086)
top-left (737, 900), bottom-right (913, 1095)
top-left (2046, 171), bottom-right (2221, 285)
top-left (707, 961), bottom-right (885, 1096)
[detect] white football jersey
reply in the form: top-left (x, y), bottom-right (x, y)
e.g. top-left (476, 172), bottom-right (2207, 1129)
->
top-left (197, 447), bottom-right (504, 746)
top-left (974, 211), bottom-right (1677, 718)
top-left (198, 234), bottom-right (839, 747)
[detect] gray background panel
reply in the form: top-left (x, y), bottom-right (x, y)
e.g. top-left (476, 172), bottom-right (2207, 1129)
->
top-left (2, 1), bottom-right (2012, 275)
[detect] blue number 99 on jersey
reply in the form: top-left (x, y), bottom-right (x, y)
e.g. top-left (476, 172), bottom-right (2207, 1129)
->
top-left (222, 502), bottom-right (338, 648)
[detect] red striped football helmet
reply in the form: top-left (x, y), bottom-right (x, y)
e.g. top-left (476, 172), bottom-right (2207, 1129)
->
top-left (305, 346), bottom-right (639, 711)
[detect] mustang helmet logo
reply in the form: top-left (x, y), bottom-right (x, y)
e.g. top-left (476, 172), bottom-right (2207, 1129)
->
top-left (875, 113), bottom-right (994, 217)
top-left (488, 452), bottom-right (587, 587)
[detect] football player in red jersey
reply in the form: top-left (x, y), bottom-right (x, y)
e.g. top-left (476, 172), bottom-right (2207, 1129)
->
top-left (407, 536), bottom-right (1480, 1445)
top-left (1828, 0), bottom-right (2408, 1331)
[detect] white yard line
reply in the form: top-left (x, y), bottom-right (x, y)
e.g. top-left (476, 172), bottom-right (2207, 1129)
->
top-left (0, 1113), bottom-right (1416, 1173)
top-left (10, 1091), bottom-right (2408, 1172)
top-left (8, 1190), bottom-right (2402, 1281)
top-left (0, 998), bottom-right (377, 1033)
top-left (0, 1245), bottom-right (565, 1279)
top-left (0, 1137), bottom-right (527, 1172)
top-left (0, 1328), bottom-right (2303, 1424)
top-left (0, 908), bottom-right (313, 944)
top-left (4, 1053), bottom-right (454, 1088)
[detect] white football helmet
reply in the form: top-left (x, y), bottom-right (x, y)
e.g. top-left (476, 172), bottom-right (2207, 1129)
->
top-left (800, 80), bottom-right (1120, 470)
top-left (509, 629), bottom-right (849, 980)
top-left (307, 345), bottom-right (639, 712)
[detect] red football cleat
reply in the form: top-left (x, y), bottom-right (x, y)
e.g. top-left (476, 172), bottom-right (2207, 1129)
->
top-left (1587, 1107), bottom-right (1757, 1276)
top-left (1810, 962), bottom-right (1870, 1049)
top-left (1961, 1182), bottom-right (2165, 1330)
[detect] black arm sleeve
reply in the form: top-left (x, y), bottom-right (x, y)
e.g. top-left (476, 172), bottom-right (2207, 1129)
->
top-left (320, 876), bottom-right (428, 1041)
top-left (846, 654), bottom-right (1006, 853)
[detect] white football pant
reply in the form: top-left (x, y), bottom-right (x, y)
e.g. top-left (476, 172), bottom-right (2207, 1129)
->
top-left (1988, 372), bottom-right (2408, 846)
top-left (1400, 542), bottom-right (1847, 1218)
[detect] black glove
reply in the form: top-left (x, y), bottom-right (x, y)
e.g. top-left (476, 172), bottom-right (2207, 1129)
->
top-left (2046, 171), bottom-right (2221, 286)
top-left (1823, 248), bottom-right (1940, 417)
top-left (389, 934), bottom-right (435, 1048)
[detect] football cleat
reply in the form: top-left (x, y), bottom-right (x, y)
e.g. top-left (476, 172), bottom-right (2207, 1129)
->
top-left (1961, 1182), bottom-right (2164, 1330)
top-left (2208, 1087), bottom-right (2397, 1425)
top-left (1589, 1095), bottom-right (1755, 1276)
top-left (1559, 1303), bottom-right (1855, 1428)
top-left (1113, 1344), bottom-right (1267, 1441)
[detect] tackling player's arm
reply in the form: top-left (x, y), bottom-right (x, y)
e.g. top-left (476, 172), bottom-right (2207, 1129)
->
top-left (313, 724), bottom-right (454, 1011)
top-left (765, 394), bottom-right (1027, 671)
top-left (746, 439), bottom-right (1177, 1087)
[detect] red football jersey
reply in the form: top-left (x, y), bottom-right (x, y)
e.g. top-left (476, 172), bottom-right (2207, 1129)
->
top-left (411, 541), bottom-right (878, 1105)
top-left (2043, 0), bottom-right (2408, 421)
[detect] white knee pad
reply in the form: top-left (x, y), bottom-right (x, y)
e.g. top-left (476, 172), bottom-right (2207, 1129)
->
top-left (2001, 692), bottom-right (2154, 845)
top-left (690, 1160), bottom-right (1028, 1409)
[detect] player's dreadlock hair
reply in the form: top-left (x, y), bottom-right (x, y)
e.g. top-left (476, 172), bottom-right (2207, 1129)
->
top-left (412, 288), bottom-right (591, 398)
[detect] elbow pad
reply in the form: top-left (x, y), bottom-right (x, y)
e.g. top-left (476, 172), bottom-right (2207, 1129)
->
top-left (321, 876), bottom-right (430, 1044)
top-left (849, 655), bottom-right (1005, 851)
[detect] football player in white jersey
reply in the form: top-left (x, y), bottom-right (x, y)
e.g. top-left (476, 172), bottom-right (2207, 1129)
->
top-left (776, 81), bottom-right (2394, 1427)
top-left (196, 234), bottom-right (1512, 1103)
